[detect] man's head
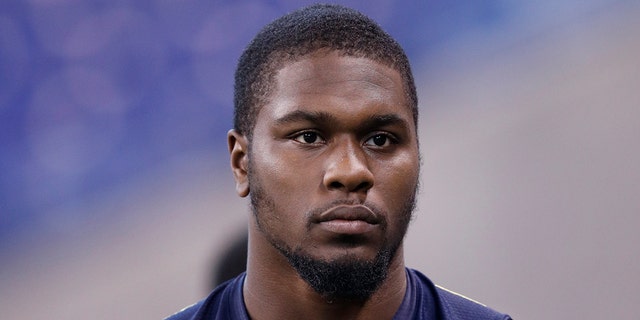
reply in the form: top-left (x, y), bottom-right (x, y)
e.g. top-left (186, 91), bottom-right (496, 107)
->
top-left (228, 4), bottom-right (420, 303)
top-left (233, 4), bottom-right (417, 140)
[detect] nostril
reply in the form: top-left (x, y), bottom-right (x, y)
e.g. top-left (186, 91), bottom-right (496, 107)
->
top-left (355, 181), bottom-right (372, 192)
top-left (329, 181), bottom-right (343, 189)
top-left (327, 180), bottom-right (371, 192)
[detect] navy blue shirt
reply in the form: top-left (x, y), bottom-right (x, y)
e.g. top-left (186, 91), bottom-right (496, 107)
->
top-left (166, 268), bottom-right (511, 320)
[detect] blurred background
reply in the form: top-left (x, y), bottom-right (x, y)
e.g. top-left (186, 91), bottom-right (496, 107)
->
top-left (1, 0), bottom-right (639, 319)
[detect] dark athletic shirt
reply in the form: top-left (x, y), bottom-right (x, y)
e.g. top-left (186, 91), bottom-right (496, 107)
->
top-left (166, 268), bottom-right (512, 320)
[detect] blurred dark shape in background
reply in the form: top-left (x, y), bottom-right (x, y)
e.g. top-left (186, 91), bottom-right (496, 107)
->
top-left (211, 229), bottom-right (248, 289)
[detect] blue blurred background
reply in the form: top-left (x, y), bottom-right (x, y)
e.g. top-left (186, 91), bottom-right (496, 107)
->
top-left (1, 0), bottom-right (639, 319)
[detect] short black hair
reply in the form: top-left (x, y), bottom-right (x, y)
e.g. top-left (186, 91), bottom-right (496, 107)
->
top-left (233, 4), bottom-right (418, 138)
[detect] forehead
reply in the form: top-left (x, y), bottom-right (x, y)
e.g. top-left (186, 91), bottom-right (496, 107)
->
top-left (259, 50), bottom-right (411, 125)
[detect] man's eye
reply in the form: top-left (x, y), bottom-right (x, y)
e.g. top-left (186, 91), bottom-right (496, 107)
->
top-left (364, 134), bottom-right (393, 147)
top-left (293, 132), bottom-right (323, 144)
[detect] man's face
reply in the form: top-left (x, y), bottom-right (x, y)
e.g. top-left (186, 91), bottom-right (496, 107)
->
top-left (236, 50), bottom-right (420, 299)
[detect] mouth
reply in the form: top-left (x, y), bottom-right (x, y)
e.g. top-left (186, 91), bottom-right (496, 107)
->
top-left (313, 205), bottom-right (381, 235)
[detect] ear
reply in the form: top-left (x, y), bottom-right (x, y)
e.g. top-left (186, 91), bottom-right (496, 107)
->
top-left (228, 129), bottom-right (250, 197)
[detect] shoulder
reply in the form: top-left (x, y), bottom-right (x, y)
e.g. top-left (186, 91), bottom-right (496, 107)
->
top-left (434, 285), bottom-right (512, 320)
top-left (164, 300), bottom-right (205, 320)
top-left (164, 273), bottom-right (248, 320)
top-left (406, 268), bottom-right (512, 320)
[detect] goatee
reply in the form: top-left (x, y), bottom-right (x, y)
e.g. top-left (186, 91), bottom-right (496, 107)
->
top-left (279, 245), bottom-right (395, 302)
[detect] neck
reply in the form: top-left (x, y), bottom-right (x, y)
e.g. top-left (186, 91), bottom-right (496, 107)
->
top-left (243, 222), bottom-right (407, 320)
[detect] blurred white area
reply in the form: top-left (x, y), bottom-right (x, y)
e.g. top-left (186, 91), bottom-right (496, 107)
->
top-left (2, 1), bottom-right (639, 320)
top-left (407, 2), bottom-right (640, 319)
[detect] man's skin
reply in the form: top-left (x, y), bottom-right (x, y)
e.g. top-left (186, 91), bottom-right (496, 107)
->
top-left (227, 49), bottom-right (421, 320)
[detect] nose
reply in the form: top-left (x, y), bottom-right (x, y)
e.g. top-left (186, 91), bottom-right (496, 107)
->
top-left (322, 138), bottom-right (374, 194)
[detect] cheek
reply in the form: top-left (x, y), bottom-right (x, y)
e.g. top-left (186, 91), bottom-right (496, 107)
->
top-left (373, 155), bottom-right (419, 211)
top-left (254, 141), bottom-right (325, 188)
top-left (250, 144), bottom-right (317, 218)
top-left (255, 155), bottom-right (295, 191)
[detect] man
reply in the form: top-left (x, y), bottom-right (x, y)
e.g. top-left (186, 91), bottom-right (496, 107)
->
top-left (168, 4), bottom-right (511, 320)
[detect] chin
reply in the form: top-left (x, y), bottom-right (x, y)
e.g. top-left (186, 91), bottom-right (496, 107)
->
top-left (277, 244), bottom-right (398, 302)
top-left (311, 246), bottom-right (381, 264)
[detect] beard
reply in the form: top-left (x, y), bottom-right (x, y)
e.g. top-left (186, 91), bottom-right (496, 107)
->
top-left (248, 162), bottom-right (417, 303)
top-left (279, 243), bottom-right (395, 302)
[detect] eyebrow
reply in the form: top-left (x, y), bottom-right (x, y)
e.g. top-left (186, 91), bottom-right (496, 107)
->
top-left (360, 113), bottom-right (408, 130)
top-left (274, 110), bottom-right (337, 126)
top-left (274, 109), bottom-right (409, 130)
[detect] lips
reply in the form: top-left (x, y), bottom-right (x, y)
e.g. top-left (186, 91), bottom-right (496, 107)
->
top-left (313, 205), bottom-right (381, 235)
top-left (316, 205), bottom-right (379, 223)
